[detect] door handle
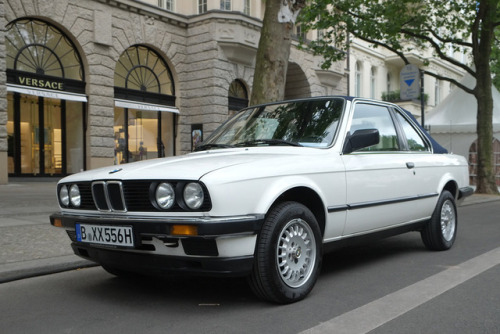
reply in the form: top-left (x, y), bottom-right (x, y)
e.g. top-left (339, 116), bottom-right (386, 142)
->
top-left (406, 162), bottom-right (415, 169)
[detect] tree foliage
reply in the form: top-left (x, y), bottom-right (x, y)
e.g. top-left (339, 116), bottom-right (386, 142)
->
top-left (301, 0), bottom-right (500, 194)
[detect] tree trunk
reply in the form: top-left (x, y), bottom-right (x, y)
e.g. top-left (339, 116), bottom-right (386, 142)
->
top-left (250, 0), bottom-right (294, 105)
top-left (475, 76), bottom-right (498, 194)
top-left (474, 0), bottom-right (499, 194)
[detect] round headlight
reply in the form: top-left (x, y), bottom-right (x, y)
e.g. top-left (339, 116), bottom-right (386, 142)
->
top-left (69, 184), bottom-right (81, 207)
top-left (183, 182), bottom-right (204, 210)
top-left (156, 183), bottom-right (175, 210)
top-left (59, 185), bottom-right (70, 207)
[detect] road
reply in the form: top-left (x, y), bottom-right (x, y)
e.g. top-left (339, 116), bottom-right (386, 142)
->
top-left (0, 201), bottom-right (499, 334)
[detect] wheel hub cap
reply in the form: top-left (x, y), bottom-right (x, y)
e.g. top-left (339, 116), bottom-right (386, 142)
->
top-left (440, 199), bottom-right (456, 241)
top-left (277, 218), bottom-right (316, 288)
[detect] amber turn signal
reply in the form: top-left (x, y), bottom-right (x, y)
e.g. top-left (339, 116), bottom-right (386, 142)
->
top-left (52, 218), bottom-right (63, 228)
top-left (171, 225), bottom-right (198, 236)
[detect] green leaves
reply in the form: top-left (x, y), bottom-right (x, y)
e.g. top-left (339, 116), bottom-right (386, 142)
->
top-left (299, 0), bottom-right (485, 70)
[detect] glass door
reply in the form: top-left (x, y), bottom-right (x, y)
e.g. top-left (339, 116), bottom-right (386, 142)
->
top-left (10, 93), bottom-right (63, 176)
top-left (19, 95), bottom-right (40, 174)
top-left (44, 98), bottom-right (63, 175)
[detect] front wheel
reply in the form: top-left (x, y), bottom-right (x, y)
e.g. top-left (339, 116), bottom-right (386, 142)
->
top-left (248, 202), bottom-right (322, 304)
top-left (421, 190), bottom-right (457, 251)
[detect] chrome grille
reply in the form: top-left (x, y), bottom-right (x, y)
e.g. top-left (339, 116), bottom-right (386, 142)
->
top-left (91, 181), bottom-right (127, 212)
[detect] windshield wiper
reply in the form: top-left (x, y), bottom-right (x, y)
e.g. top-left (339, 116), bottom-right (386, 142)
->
top-left (194, 143), bottom-right (235, 151)
top-left (234, 139), bottom-right (303, 147)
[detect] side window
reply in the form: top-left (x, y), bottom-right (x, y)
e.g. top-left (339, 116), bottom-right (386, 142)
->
top-left (349, 103), bottom-right (399, 151)
top-left (395, 112), bottom-right (430, 152)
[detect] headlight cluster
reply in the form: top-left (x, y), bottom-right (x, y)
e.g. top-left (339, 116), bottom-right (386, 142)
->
top-left (59, 184), bottom-right (81, 208)
top-left (154, 182), bottom-right (205, 211)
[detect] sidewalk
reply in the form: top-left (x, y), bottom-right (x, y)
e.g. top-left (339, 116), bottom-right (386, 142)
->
top-left (0, 181), bottom-right (95, 283)
top-left (0, 181), bottom-right (499, 283)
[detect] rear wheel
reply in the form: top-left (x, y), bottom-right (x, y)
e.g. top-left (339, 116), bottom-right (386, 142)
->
top-left (248, 201), bottom-right (322, 303)
top-left (421, 190), bottom-right (457, 251)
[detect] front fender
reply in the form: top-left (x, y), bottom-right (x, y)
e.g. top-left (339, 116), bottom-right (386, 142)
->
top-left (205, 172), bottom-right (346, 218)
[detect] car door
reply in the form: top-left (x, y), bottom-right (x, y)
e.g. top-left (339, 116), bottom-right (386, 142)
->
top-left (341, 102), bottom-right (432, 236)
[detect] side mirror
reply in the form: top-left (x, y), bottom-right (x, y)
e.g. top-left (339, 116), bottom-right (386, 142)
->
top-left (343, 129), bottom-right (380, 154)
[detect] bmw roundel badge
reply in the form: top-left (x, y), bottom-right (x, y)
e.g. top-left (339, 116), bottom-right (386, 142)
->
top-left (109, 168), bottom-right (123, 174)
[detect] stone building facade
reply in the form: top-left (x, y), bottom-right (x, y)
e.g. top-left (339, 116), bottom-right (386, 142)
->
top-left (0, 0), bottom-right (347, 184)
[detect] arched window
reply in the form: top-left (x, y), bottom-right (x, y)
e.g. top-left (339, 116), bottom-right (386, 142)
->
top-left (468, 138), bottom-right (500, 186)
top-left (113, 45), bottom-right (177, 164)
top-left (6, 18), bottom-right (83, 81)
top-left (114, 45), bottom-right (174, 98)
top-left (5, 18), bottom-right (85, 176)
top-left (228, 79), bottom-right (248, 114)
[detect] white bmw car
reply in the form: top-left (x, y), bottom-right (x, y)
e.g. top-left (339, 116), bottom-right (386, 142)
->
top-left (51, 96), bottom-right (472, 303)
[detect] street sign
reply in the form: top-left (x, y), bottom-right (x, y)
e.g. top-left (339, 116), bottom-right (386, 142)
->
top-left (400, 64), bottom-right (420, 100)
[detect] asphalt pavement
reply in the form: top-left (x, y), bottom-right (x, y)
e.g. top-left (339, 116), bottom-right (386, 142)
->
top-left (0, 181), bottom-right (499, 284)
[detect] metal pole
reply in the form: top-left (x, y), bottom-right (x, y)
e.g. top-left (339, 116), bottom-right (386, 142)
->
top-left (421, 70), bottom-right (425, 127)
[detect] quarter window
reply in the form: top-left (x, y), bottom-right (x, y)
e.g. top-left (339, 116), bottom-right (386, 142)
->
top-left (395, 112), bottom-right (429, 152)
top-left (349, 104), bottom-right (399, 151)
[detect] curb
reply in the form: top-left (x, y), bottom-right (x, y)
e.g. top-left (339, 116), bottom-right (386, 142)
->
top-left (0, 255), bottom-right (97, 284)
top-left (460, 195), bottom-right (500, 207)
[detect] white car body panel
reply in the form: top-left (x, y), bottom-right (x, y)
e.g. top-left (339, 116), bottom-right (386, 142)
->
top-left (51, 96), bottom-right (472, 284)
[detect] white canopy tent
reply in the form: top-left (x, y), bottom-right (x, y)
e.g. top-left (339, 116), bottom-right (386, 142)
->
top-left (426, 74), bottom-right (500, 158)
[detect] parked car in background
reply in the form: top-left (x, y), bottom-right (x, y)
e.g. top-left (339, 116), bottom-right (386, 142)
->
top-left (51, 96), bottom-right (473, 303)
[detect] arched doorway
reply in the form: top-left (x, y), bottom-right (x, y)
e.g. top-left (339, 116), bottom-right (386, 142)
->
top-left (468, 138), bottom-right (500, 186)
top-left (228, 79), bottom-right (248, 115)
top-left (284, 63), bottom-right (310, 100)
top-left (6, 18), bottom-right (86, 176)
top-left (113, 45), bottom-right (177, 164)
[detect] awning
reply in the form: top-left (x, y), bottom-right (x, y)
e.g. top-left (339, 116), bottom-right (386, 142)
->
top-left (7, 84), bottom-right (87, 102)
top-left (115, 99), bottom-right (179, 114)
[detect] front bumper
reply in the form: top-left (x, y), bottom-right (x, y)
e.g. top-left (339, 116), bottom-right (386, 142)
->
top-left (50, 212), bottom-right (264, 276)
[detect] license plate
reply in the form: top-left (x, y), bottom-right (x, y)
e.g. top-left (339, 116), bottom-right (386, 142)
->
top-left (75, 224), bottom-right (134, 247)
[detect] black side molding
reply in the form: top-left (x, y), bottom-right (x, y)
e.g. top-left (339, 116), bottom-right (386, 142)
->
top-left (327, 193), bottom-right (438, 213)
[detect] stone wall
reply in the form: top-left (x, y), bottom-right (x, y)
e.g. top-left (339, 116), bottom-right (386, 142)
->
top-left (1, 0), bottom-right (347, 179)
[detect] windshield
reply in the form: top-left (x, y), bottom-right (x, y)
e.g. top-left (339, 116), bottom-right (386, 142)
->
top-left (197, 98), bottom-right (345, 151)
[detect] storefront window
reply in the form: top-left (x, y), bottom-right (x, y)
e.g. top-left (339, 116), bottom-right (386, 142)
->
top-left (114, 45), bottom-right (176, 165)
top-left (7, 94), bottom-right (15, 174)
top-left (6, 18), bottom-right (85, 176)
top-left (66, 100), bottom-right (84, 173)
top-left (19, 95), bottom-right (41, 174)
top-left (128, 110), bottom-right (157, 162)
top-left (114, 108), bottom-right (126, 165)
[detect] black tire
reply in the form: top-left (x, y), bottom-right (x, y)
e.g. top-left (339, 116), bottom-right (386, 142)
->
top-left (421, 190), bottom-right (457, 251)
top-left (248, 201), bottom-right (322, 304)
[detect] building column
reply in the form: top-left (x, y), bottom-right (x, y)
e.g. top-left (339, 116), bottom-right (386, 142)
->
top-left (86, 62), bottom-right (115, 170)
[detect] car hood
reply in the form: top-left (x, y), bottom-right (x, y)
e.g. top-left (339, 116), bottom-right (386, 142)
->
top-left (59, 147), bottom-right (323, 183)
